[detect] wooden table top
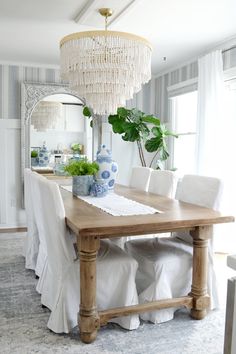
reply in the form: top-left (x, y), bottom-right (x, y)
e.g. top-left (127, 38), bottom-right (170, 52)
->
top-left (61, 184), bottom-right (235, 238)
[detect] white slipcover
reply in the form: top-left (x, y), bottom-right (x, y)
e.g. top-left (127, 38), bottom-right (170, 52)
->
top-left (129, 166), bottom-right (152, 191)
top-left (148, 170), bottom-right (177, 198)
top-left (112, 166), bottom-right (153, 248)
top-left (125, 174), bottom-right (223, 323)
top-left (37, 178), bottom-right (140, 333)
top-left (23, 168), bottom-right (39, 270)
top-left (30, 172), bottom-right (48, 279)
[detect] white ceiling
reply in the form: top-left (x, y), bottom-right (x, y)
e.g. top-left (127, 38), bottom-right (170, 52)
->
top-left (0, 0), bottom-right (236, 75)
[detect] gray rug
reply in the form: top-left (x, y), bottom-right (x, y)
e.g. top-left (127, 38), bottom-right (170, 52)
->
top-left (0, 233), bottom-right (225, 354)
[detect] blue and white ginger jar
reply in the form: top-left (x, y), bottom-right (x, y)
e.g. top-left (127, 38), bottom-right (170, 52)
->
top-left (38, 142), bottom-right (50, 167)
top-left (95, 144), bottom-right (118, 190)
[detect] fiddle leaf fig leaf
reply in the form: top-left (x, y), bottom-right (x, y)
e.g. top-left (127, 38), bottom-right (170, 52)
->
top-left (143, 116), bottom-right (160, 126)
top-left (121, 122), bottom-right (140, 142)
top-left (159, 147), bottom-right (169, 161)
top-left (151, 126), bottom-right (162, 139)
top-left (145, 137), bottom-right (162, 152)
top-left (117, 107), bottom-right (130, 118)
top-left (83, 106), bottom-right (92, 117)
top-left (108, 115), bottom-right (125, 134)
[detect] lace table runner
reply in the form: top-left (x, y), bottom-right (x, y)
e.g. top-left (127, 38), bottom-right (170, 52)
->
top-left (61, 185), bottom-right (162, 216)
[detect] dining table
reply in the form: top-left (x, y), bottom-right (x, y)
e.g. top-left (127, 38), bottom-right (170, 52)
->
top-left (60, 184), bottom-right (235, 344)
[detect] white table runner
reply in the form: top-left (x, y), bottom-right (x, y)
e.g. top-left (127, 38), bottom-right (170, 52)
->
top-left (61, 185), bottom-right (162, 216)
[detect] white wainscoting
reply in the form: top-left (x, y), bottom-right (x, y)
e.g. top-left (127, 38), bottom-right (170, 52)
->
top-left (0, 119), bottom-right (26, 227)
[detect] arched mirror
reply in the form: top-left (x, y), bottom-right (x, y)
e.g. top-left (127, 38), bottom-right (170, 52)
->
top-left (21, 82), bottom-right (92, 184)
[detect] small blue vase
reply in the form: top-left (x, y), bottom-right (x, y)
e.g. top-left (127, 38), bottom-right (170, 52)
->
top-left (95, 144), bottom-right (118, 190)
top-left (90, 178), bottom-right (109, 197)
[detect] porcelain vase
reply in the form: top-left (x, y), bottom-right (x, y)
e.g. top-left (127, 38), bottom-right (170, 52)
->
top-left (38, 142), bottom-right (50, 167)
top-left (95, 144), bottom-right (118, 190)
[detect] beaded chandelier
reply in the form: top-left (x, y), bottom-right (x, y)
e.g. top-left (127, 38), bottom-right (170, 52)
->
top-left (60, 8), bottom-right (152, 115)
top-left (31, 101), bottom-right (63, 132)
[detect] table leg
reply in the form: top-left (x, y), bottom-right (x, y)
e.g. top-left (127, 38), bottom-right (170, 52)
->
top-left (190, 226), bottom-right (212, 319)
top-left (78, 235), bottom-right (100, 343)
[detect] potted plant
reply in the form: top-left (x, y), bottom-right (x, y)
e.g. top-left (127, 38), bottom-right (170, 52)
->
top-left (83, 106), bottom-right (178, 169)
top-left (64, 159), bottom-right (99, 196)
top-left (108, 107), bottom-right (178, 168)
top-left (71, 142), bottom-right (83, 155)
top-left (31, 150), bottom-right (38, 166)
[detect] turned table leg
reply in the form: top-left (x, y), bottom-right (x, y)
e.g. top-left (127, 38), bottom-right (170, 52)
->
top-left (190, 226), bottom-right (212, 319)
top-left (78, 235), bottom-right (100, 343)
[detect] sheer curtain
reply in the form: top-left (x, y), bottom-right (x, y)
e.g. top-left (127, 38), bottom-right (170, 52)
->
top-left (196, 50), bottom-right (236, 252)
top-left (196, 50), bottom-right (224, 176)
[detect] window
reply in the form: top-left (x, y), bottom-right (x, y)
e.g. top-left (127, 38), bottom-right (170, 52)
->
top-left (170, 91), bottom-right (198, 177)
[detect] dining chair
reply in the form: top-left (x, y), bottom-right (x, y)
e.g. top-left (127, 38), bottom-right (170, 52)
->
top-left (124, 169), bottom-right (177, 245)
top-left (23, 168), bottom-right (39, 270)
top-left (125, 174), bottom-right (223, 323)
top-left (37, 177), bottom-right (140, 333)
top-left (224, 254), bottom-right (236, 354)
top-left (111, 166), bottom-right (153, 249)
top-left (129, 166), bottom-right (152, 191)
top-left (148, 169), bottom-right (177, 198)
top-left (29, 172), bottom-right (48, 279)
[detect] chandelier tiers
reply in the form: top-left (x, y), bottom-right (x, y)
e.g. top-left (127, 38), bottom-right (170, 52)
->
top-left (60, 8), bottom-right (152, 115)
top-left (31, 101), bottom-right (63, 132)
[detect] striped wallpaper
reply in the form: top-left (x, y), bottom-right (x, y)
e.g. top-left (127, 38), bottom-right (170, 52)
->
top-left (127, 46), bottom-right (236, 124)
top-left (0, 46), bottom-right (236, 122)
top-left (0, 65), bottom-right (63, 120)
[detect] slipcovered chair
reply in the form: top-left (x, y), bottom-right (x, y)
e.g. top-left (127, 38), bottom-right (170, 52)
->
top-left (125, 169), bottom-right (177, 245)
top-left (112, 166), bottom-right (153, 248)
top-left (129, 166), bottom-right (152, 191)
top-left (30, 172), bottom-right (48, 279)
top-left (148, 169), bottom-right (177, 198)
top-left (23, 168), bottom-right (39, 270)
top-left (125, 174), bottom-right (223, 323)
top-left (37, 177), bottom-right (140, 333)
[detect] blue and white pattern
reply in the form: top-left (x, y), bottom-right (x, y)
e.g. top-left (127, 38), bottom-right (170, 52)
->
top-left (90, 178), bottom-right (108, 197)
top-left (95, 145), bottom-right (118, 190)
top-left (38, 143), bottom-right (49, 167)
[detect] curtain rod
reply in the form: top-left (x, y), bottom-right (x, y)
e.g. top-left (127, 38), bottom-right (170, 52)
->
top-left (223, 45), bottom-right (236, 54)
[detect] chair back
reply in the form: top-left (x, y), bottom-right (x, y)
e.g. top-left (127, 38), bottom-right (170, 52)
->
top-left (38, 178), bottom-right (75, 277)
top-left (130, 166), bottom-right (152, 191)
top-left (148, 170), bottom-right (177, 197)
top-left (176, 174), bottom-right (223, 210)
top-left (174, 174), bottom-right (223, 244)
top-left (24, 168), bottom-right (39, 269)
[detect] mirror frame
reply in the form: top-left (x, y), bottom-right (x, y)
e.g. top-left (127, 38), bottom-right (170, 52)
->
top-left (21, 82), bottom-right (86, 184)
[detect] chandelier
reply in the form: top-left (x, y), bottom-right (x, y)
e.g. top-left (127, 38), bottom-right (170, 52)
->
top-left (60, 8), bottom-right (152, 115)
top-left (31, 101), bottom-right (63, 132)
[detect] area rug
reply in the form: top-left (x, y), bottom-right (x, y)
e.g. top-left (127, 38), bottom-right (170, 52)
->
top-left (0, 233), bottom-right (225, 354)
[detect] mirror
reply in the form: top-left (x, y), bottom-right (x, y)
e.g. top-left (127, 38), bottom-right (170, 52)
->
top-left (21, 82), bottom-right (92, 184)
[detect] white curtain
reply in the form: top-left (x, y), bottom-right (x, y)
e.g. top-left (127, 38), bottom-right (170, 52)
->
top-left (196, 50), bottom-right (224, 175)
top-left (196, 50), bottom-right (236, 252)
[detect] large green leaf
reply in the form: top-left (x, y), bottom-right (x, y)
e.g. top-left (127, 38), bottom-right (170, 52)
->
top-left (117, 107), bottom-right (130, 118)
top-left (151, 126), bottom-right (162, 139)
top-left (122, 125), bottom-right (140, 142)
top-left (145, 137), bottom-right (162, 152)
top-left (108, 115), bottom-right (125, 134)
top-left (83, 106), bottom-right (92, 117)
top-left (142, 115), bottom-right (160, 126)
